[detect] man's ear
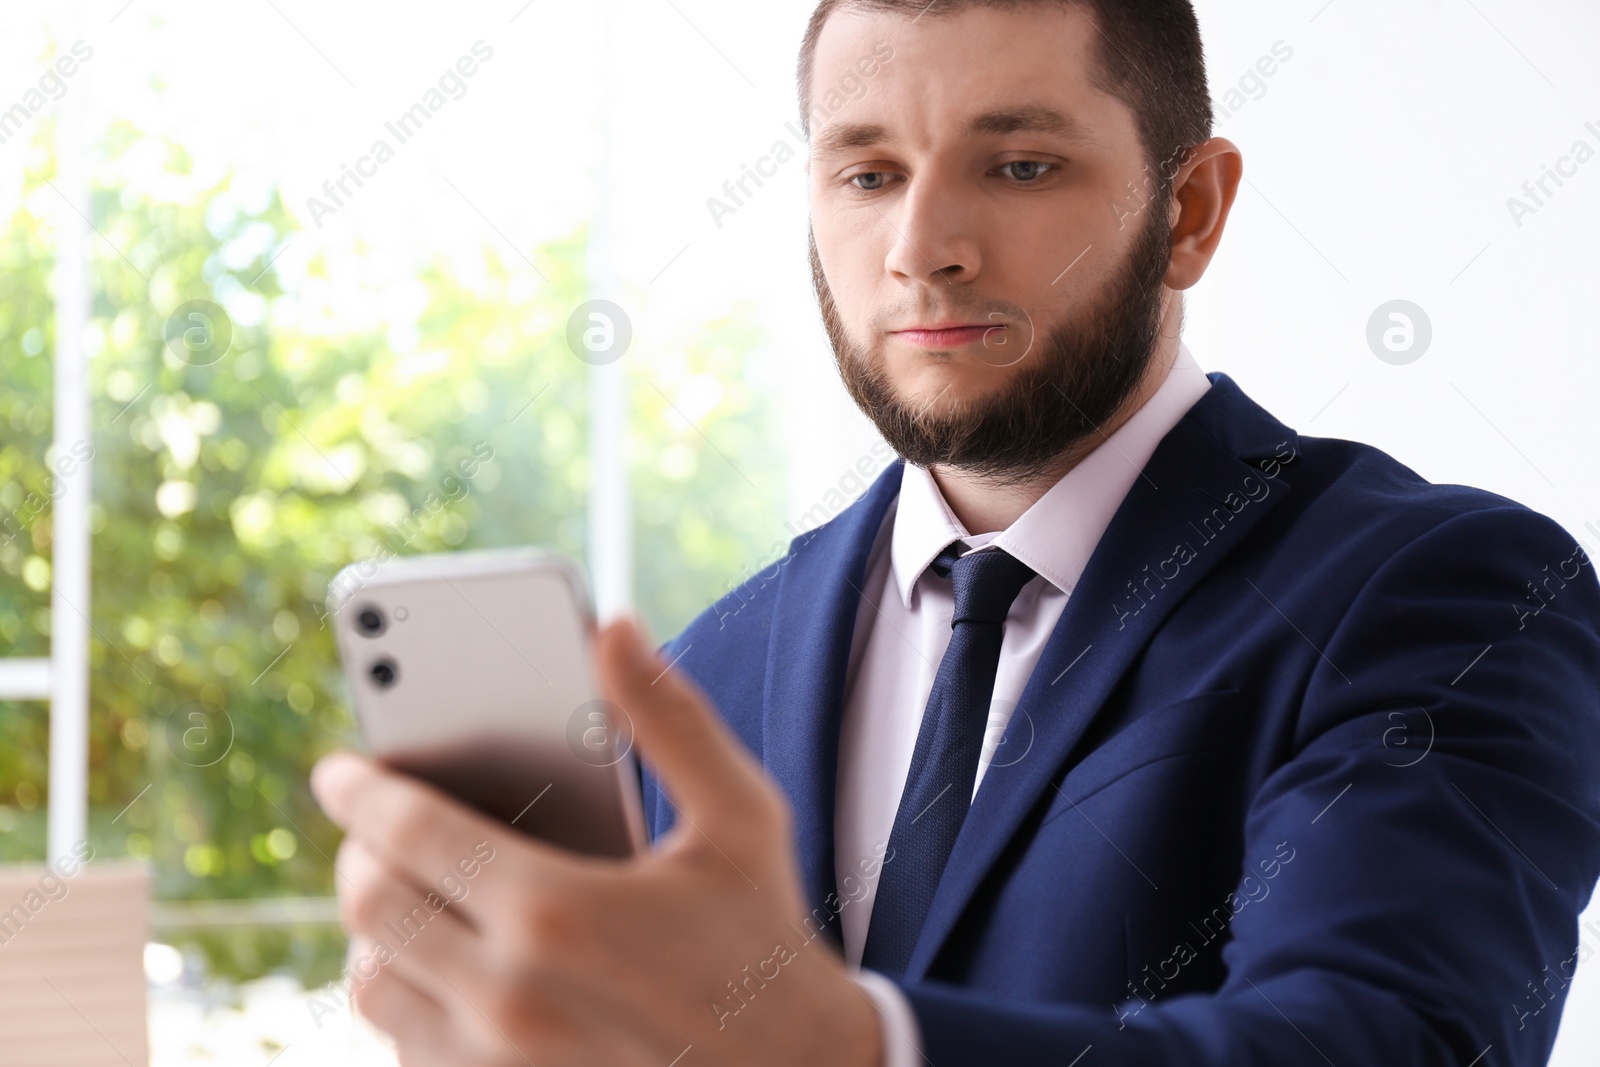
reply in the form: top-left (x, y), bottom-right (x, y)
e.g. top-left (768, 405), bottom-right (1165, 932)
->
top-left (1164, 137), bottom-right (1243, 292)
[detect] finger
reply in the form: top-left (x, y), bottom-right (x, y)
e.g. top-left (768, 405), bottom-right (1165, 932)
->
top-left (346, 938), bottom-right (454, 1061)
top-left (596, 615), bottom-right (776, 837)
top-left (337, 838), bottom-right (481, 984)
top-left (312, 750), bottom-right (577, 914)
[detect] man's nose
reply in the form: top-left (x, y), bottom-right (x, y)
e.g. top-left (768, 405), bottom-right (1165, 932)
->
top-left (882, 173), bottom-right (983, 287)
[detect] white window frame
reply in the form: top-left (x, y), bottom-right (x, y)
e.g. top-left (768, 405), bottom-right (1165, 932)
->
top-left (0, 0), bottom-right (631, 870)
top-left (0, 26), bottom-right (90, 868)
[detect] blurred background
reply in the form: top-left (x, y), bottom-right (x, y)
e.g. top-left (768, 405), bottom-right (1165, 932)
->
top-left (1, 0), bottom-right (1597, 1062)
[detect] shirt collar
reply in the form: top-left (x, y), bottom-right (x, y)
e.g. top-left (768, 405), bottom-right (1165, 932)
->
top-left (889, 342), bottom-right (1212, 609)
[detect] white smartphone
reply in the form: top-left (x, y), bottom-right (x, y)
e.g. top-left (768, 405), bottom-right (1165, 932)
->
top-left (327, 547), bottom-right (648, 858)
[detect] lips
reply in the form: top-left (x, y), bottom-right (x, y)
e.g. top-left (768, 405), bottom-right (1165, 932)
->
top-left (905, 321), bottom-right (988, 332)
top-left (893, 323), bottom-right (1002, 348)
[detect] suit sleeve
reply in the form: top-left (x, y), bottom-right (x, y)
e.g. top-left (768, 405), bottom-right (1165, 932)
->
top-left (638, 638), bottom-right (679, 844)
top-left (901, 506), bottom-right (1600, 1066)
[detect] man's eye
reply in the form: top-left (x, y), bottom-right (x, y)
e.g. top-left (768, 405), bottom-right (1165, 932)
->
top-left (1000, 160), bottom-right (1055, 182)
top-left (849, 171), bottom-right (891, 191)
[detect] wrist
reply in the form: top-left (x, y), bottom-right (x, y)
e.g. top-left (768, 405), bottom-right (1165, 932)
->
top-left (848, 968), bottom-right (921, 1067)
top-left (798, 962), bottom-right (886, 1067)
top-left (846, 975), bottom-right (887, 1067)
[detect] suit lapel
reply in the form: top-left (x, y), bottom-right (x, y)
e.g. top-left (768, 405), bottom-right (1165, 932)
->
top-left (760, 458), bottom-right (906, 945)
top-left (902, 372), bottom-right (1302, 981)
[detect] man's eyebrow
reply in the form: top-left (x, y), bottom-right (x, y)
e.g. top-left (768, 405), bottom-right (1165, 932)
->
top-left (811, 121), bottom-right (892, 158)
top-left (811, 104), bottom-right (1104, 158)
top-left (967, 104), bottom-right (1103, 147)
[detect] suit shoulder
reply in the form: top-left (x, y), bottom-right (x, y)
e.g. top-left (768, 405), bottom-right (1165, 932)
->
top-left (1280, 431), bottom-right (1580, 559)
top-left (657, 513), bottom-right (856, 702)
top-left (663, 460), bottom-right (900, 660)
top-left (654, 551), bottom-right (785, 708)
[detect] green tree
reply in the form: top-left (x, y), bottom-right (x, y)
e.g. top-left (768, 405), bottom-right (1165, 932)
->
top-left (0, 115), bottom-right (788, 984)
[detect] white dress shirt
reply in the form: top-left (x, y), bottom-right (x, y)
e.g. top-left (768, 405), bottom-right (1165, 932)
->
top-left (840, 344), bottom-right (1213, 1064)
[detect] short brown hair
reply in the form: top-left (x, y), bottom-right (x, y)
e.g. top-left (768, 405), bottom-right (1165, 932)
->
top-left (796, 0), bottom-right (1214, 193)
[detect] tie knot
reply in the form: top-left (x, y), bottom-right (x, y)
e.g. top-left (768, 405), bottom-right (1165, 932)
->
top-left (930, 541), bottom-right (1037, 626)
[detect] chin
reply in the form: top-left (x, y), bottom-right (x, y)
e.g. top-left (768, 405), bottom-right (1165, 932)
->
top-left (902, 371), bottom-right (998, 412)
top-left (900, 360), bottom-right (1009, 399)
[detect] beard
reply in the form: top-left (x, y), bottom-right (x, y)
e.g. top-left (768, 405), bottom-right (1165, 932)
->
top-left (809, 199), bottom-right (1172, 487)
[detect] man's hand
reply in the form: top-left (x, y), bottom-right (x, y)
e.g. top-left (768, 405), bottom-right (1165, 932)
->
top-left (311, 615), bottom-right (885, 1067)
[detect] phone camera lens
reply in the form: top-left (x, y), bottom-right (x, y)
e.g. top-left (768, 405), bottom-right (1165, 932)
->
top-left (369, 658), bottom-right (398, 689)
top-left (355, 606), bottom-right (386, 636)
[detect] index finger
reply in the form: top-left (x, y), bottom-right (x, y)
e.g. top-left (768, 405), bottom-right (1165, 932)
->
top-left (312, 750), bottom-right (573, 909)
top-left (595, 616), bottom-right (777, 837)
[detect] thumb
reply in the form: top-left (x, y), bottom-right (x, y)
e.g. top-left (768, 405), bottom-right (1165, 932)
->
top-left (595, 615), bottom-right (774, 838)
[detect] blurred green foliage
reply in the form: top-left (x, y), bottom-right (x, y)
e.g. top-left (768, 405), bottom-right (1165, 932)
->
top-left (0, 118), bottom-right (788, 983)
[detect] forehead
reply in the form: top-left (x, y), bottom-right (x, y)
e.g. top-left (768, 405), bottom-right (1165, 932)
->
top-left (808, 4), bottom-right (1136, 153)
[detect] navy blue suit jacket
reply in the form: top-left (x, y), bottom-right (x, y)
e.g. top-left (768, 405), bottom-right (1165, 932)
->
top-left (640, 371), bottom-right (1600, 1065)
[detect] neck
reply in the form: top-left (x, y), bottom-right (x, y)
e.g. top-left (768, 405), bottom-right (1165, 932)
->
top-left (930, 330), bottom-right (1179, 534)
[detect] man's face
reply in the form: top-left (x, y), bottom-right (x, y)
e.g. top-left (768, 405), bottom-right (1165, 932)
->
top-left (807, 4), bottom-right (1178, 483)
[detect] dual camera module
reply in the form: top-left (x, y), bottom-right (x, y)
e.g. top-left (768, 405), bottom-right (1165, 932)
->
top-left (353, 604), bottom-right (398, 689)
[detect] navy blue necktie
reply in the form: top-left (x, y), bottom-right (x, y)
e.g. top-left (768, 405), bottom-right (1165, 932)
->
top-left (860, 540), bottom-right (1037, 978)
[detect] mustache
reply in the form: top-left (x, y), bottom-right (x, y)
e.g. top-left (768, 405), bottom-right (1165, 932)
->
top-left (888, 298), bottom-right (1023, 320)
